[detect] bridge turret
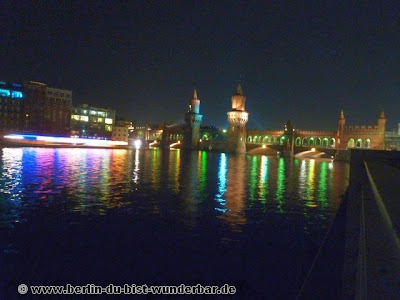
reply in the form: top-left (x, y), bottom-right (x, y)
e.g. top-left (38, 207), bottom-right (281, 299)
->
top-left (231, 83), bottom-right (246, 111)
top-left (189, 87), bottom-right (200, 114)
top-left (227, 83), bottom-right (249, 153)
top-left (184, 86), bottom-right (203, 150)
top-left (376, 110), bottom-right (386, 149)
top-left (337, 109), bottom-right (346, 148)
top-left (377, 110), bottom-right (386, 132)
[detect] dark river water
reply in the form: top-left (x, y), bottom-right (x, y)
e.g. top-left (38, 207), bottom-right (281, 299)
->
top-left (0, 147), bottom-right (349, 298)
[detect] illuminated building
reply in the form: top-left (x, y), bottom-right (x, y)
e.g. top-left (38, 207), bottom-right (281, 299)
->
top-left (22, 81), bottom-right (72, 136)
top-left (112, 120), bottom-right (132, 143)
top-left (227, 83), bottom-right (249, 153)
top-left (0, 81), bottom-right (24, 135)
top-left (70, 104), bottom-right (115, 139)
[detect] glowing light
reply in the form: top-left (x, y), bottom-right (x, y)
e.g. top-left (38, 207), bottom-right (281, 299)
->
top-left (11, 91), bottom-right (23, 98)
top-left (4, 135), bottom-right (24, 140)
top-left (262, 144), bottom-right (266, 148)
top-left (134, 139), bottom-right (142, 149)
top-left (169, 142), bottom-right (180, 148)
top-left (4, 134), bottom-right (127, 147)
top-left (199, 139), bottom-right (202, 142)
top-left (105, 118), bottom-right (113, 124)
top-left (311, 148), bottom-right (316, 152)
top-left (222, 129), bottom-right (227, 133)
top-left (0, 89), bottom-right (10, 97)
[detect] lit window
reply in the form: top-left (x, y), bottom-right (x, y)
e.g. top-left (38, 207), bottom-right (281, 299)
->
top-left (0, 89), bottom-right (10, 97)
top-left (90, 110), bottom-right (97, 115)
top-left (98, 112), bottom-right (106, 117)
top-left (11, 91), bottom-right (23, 98)
top-left (105, 125), bottom-right (112, 131)
top-left (105, 118), bottom-right (113, 124)
top-left (80, 115), bottom-right (89, 122)
top-left (98, 117), bottom-right (104, 122)
top-left (71, 115), bottom-right (80, 121)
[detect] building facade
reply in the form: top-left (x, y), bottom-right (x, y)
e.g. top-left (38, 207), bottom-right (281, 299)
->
top-left (112, 120), bottom-right (132, 143)
top-left (45, 87), bottom-right (72, 136)
top-left (71, 104), bottom-right (115, 139)
top-left (19, 81), bottom-right (72, 136)
top-left (0, 81), bottom-right (24, 135)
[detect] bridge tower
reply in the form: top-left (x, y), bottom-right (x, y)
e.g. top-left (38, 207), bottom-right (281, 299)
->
top-left (337, 109), bottom-right (346, 148)
top-left (184, 87), bottom-right (203, 149)
top-left (227, 83), bottom-right (249, 153)
top-left (377, 110), bottom-right (386, 149)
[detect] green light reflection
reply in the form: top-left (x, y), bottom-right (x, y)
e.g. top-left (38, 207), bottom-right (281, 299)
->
top-left (248, 156), bottom-right (258, 205)
top-left (276, 158), bottom-right (285, 212)
top-left (258, 155), bottom-right (268, 204)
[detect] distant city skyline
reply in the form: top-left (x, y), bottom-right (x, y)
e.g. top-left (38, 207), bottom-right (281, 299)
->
top-left (2, 1), bottom-right (400, 130)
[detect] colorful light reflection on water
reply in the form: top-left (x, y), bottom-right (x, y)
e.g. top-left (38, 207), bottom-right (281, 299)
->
top-left (0, 147), bottom-right (349, 298)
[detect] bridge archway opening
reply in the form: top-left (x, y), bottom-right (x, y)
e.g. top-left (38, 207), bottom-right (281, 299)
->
top-left (169, 141), bottom-right (182, 148)
top-left (248, 136), bottom-right (252, 143)
top-left (316, 138), bottom-right (321, 146)
top-left (248, 146), bottom-right (279, 155)
top-left (348, 138), bottom-right (355, 148)
top-left (149, 141), bottom-right (159, 147)
top-left (356, 138), bottom-right (362, 148)
top-left (330, 138), bottom-right (336, 148)
top-left (263, 136), bottom-right (269, 143)
top-left (295, 150), bottom-right (332, 159)
top-left (364, 139), bottom-right (370, 148)
top-left (322, 138), bottom-right (329, 148)
top-left (308, 138), bottom-right (315, 146)
top-left (295, 137), bottom-right (301, 146)
top-left (302, 137), bottom-right (308, 146)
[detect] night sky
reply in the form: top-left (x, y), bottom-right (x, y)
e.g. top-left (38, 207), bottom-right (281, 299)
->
top-left (2, 1), bottom-right (400, 130)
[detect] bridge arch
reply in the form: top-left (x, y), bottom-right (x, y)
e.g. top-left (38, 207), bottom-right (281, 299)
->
top-left (295, 137), bottom-right (301, 146)
top-left (302, 137), bottom-right (308, 146)
top-left (330, 138), bottom-right (335, 148)
top-left (322, 138), bottom-right (328, 148)
top-left (315, 137), bottom-right (321, 147)
top-left (308, 137), bottom-right (315, 146)
top-left (247, 145), bottom-right (279, 155)
top-left (364, 138), bottom-right (370, 148)
top-left (263, 136), bottom-right (269, 143)
top-left (248, 136), bottom-right (252, 143)
top-left (347, 138), bottom-right (355, 148)
top-left (356, 138), bottom-right (362, 148)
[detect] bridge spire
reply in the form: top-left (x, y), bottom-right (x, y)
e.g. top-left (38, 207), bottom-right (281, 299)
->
top-left (235, 83), bottom-right (243, 96)
top-left (379, 110), bottom-right (385, 119)
top-left (192, 83), bottom-right (198, 99)
top-left (339, 109), bottom-right (345, 119)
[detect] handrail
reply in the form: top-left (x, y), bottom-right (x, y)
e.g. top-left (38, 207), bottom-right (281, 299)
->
top-left (356, 185), bottom-right (367, 299)
top-left (363, 161), bottom-right (400, 250)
